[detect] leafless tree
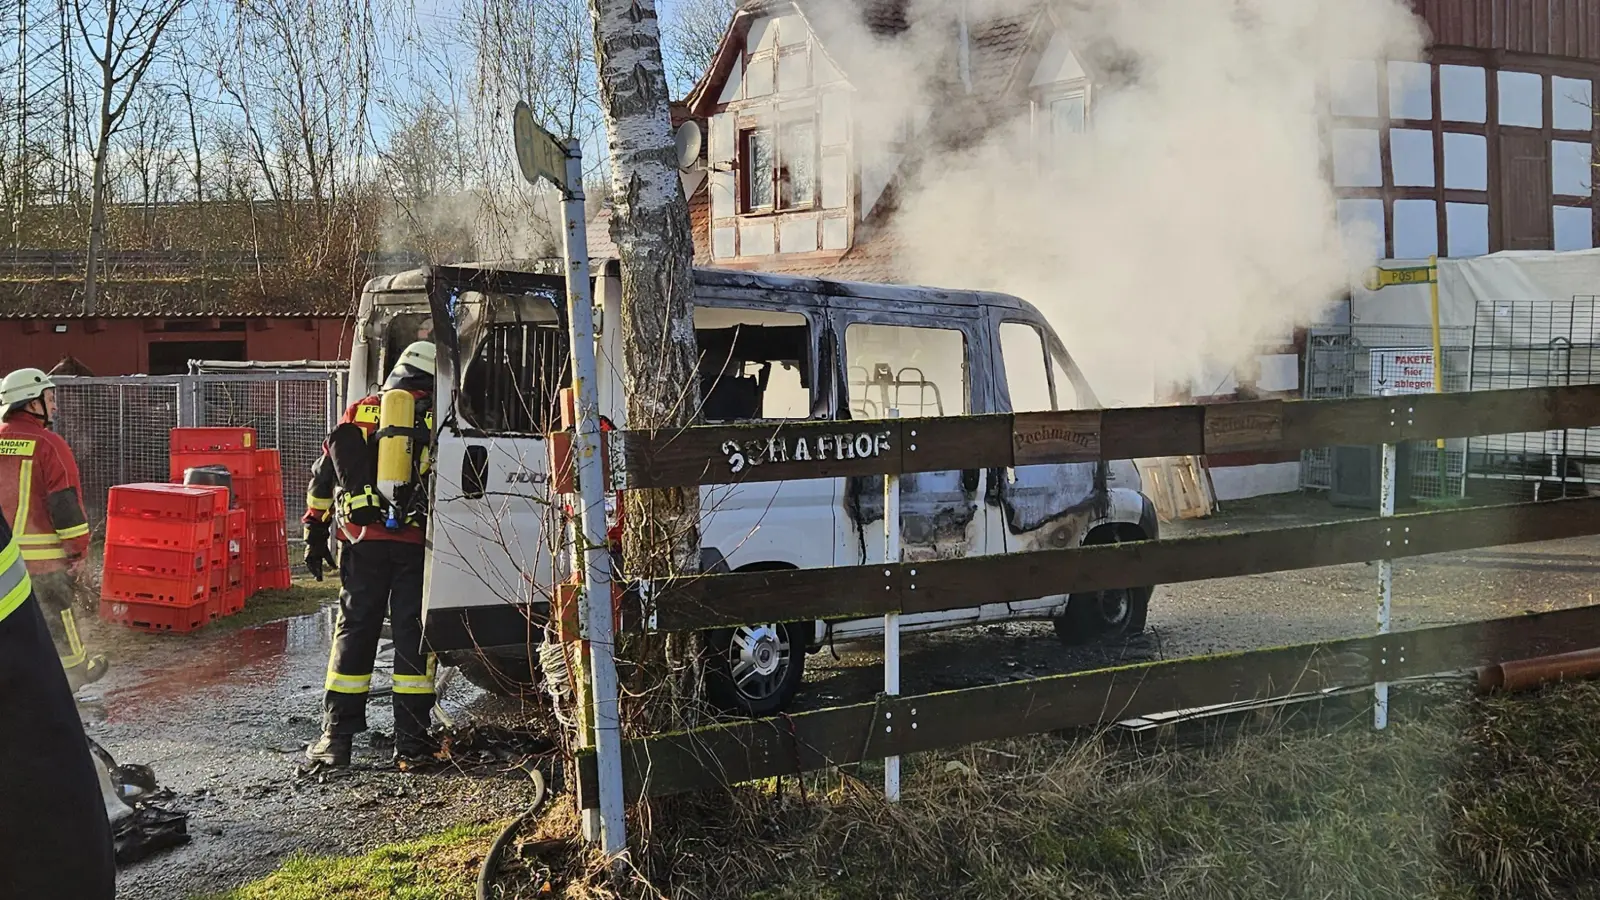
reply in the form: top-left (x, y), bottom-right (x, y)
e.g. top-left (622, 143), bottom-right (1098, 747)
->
top-left (72, 0), bottom-right (189, 313)
top-left (588, 0), bottom-right (704, 722)
top-left (662, 0), bottom-right (734, 97)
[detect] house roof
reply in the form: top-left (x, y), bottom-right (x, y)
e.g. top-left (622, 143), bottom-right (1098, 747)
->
top-left (0, 279), bottom-right (353, 318)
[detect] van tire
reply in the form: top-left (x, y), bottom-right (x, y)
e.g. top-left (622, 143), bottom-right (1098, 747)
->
top-left (704, 620), bottom-right (807, 717)
top-left (449, 648), bottom-right (541, 698)
top-left (1053, 585), bottom-right (1151, 646)
top-left (1054, 524), bottom-right (1152, 646)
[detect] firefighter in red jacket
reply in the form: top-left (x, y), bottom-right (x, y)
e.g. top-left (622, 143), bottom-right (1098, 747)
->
top-left (0, 368), bottom-right (106, 693)
top-left (303, 342), bottom-right (438, 767)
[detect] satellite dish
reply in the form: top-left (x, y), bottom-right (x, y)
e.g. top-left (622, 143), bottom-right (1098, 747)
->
top-left (675, 121), bottom-right (703, 170)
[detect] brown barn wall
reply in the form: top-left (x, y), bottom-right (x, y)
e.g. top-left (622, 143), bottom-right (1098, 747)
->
top-left (1413, 0), bottom-right (1600, 60)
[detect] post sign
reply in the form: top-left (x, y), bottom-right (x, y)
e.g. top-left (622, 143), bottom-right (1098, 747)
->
top-left (1370, 347), bottom-right (1435, 395)
top-left (1361, 265), bottom-right (1436, 290)
top-left (512, 101), bottom-right (568, 190)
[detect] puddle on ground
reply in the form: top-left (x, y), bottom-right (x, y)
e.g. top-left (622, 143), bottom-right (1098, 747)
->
top-left (94, 606), bottom-right (513, 726)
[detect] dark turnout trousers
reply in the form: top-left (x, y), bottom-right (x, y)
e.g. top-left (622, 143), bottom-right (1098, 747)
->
top-left (0, 593), bottom-right (116, 899)
top-left (323, 539), bottom-right (435, 750)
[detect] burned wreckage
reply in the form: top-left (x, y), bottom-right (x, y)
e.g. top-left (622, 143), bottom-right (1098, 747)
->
top-left (348, 262), bottom-right (1160, 716)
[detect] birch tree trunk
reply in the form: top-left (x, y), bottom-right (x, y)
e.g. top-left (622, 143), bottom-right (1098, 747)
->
top-left (587, 0), bottom-right (703, 725)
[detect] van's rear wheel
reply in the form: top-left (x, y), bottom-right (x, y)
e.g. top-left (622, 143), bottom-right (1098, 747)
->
top-left (705, 622), bottom-right (806, 717)
top-left (448, 648), bottom-right (541, 698)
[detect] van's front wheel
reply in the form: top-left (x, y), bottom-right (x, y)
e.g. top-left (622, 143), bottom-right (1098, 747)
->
top-left (704, 622), bottom-right (806, 717)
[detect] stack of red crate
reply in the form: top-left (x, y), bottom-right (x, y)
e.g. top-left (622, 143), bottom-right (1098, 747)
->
top-left (250, 449), bottom-right (292, 590)
top-left (168, 427), bottom-right (292, 596)
top-left (100, 483), bottom-right (228, 633)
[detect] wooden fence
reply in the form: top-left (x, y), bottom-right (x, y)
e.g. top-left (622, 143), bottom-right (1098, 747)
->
top-left (574, 385), bottom-right (1600, 813)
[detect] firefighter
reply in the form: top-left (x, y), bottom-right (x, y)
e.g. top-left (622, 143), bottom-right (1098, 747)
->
top-left (0, 488), bottom-right (117, 898)
top-left (303, 341), bottom-right (438, 767)
top-left (0, 368), bottom-right (106, 693)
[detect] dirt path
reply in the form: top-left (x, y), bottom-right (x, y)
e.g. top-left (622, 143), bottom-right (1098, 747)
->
top-left (96, 492), bottom-right (1599, 897)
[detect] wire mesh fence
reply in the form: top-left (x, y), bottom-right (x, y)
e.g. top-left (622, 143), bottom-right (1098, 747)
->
top-left (1299, 324), bottom-right (1472, 499)
top-left (51, 372), bottom-right (345, 571)
top-left (1468, 297), bottom-right (1600, 494)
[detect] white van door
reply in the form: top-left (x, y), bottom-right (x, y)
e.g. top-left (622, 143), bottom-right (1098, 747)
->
top-left (423, 317), bottom-right (571, 652)
top-left (833, 307), bottom-right (992, 631)
top-left (692, 304), bottom-right (841, 575)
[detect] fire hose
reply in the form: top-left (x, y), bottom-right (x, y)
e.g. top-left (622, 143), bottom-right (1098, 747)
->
top-left (476, 767), bottom-right (551, 900)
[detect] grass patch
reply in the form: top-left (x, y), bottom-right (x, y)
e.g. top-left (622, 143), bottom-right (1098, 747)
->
top-left (204, 683), bottom-right (1600, 900)
top-left (194, 823), bottom-right (497, 900)
top-left (584, 682), bottom-right (1600, 900)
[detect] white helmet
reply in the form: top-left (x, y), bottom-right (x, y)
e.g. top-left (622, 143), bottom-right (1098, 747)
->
top-left (0, 368), bottom-right (55, 413)
top-left (392, 341), bottom-right (436, 378)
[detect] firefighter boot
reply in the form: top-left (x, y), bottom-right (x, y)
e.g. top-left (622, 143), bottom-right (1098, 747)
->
top-left (305, 733), bottom-right (353, 767)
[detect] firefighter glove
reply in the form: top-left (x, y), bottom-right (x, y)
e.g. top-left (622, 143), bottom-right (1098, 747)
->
top-left (304, 520), bottom-right (336, 581)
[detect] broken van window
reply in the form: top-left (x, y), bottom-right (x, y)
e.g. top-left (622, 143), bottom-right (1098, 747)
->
top-left (999, 322), bottom-right (1054, 412)
top-left (460, 319), bottom-right (571, 434)
top-left (845, 323), bottom-right (967, 418)
top-left (695, 307), bottom-right (812, 422)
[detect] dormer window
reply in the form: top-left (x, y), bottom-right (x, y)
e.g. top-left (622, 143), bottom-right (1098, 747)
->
top-left (740, 116), bottom-right (819, 213)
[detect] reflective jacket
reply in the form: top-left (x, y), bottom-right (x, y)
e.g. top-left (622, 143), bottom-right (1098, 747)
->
top-left (304, 391), bottom-right (432, 545)
top-left (0, 414), bottom-right (90, 574)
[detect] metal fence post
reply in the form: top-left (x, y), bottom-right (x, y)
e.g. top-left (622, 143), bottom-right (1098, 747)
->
top-left (884, 408), bottom-right (902, 802)
top-left (1376, 389), bottom-right (1396, 731)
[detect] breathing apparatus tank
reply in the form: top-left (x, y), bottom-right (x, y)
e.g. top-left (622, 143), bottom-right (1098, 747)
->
top-left (375, 388), bottom-right (416, 528)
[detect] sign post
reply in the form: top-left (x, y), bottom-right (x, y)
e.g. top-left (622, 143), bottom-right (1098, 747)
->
top-left (513, 102), bottom-right (627, 859)
top-left (883, 408), bottom-right (901, 802)
top-left (1364, 257), bottom-right (1448, 488)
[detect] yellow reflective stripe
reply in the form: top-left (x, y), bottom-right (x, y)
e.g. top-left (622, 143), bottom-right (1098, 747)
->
top-left (55, 523), bottom-right (88, 540)
top-left (22, 547), bottom-right (68, 561)
top-left (58, 609), bottom-right (85, 668)
top-left (306, 494), bottom-right (333, 511)
top-left (0, 539), bottom-right (32, 624)
top-left (17, 533), bottom-right (61, 544)
top-left (324, 669), bottom-right (372, 694)
top-left (391, 673), bottom-right (436, 695)
top-left (14, 459), bottom-right (31, 545)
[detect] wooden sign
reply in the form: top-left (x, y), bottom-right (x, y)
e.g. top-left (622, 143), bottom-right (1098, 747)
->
top-left (619, 420), bottom-right (906, 489)
top-left (1012, 410), bottom-right (1102, 464)
top-left (1203, 401), bottom-right (1285, 453)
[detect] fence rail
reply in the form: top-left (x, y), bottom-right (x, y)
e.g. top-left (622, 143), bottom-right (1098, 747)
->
top-left (575, 382), bottom-right (1600, 818)
top-left (618, 384), bottom-right (1600, 490)
top-left (578, 603), bottom-right (1600, 808)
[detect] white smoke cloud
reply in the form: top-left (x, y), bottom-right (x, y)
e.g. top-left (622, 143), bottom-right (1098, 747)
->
top-left (866, 0), bottom-right (1425, 405)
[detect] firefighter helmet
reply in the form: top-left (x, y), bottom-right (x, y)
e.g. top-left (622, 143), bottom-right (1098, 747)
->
top-left (0, 368), bottom-right (55, 414)
top-left (393, 342), bottom-right (436, 378)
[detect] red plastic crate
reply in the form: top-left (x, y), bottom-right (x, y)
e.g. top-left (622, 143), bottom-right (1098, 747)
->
top-left (170, 451), bottom-right (258, 486)
top-left (105, 514), bottom-right (221, 552)
top-left (102, 568), bottom-right (212, 606)
top-left (245, 495), bottom-right (287, 523)
top-left (256, 567), bottom-right (293, 590)
top-left (170, 427), bottom-right (257, 453)
top-left (255, 449), bottom-right (282, 476)
top-left (254, 543), bottom-right (290, 571)
top-left (102, 544), bottom-right (210, 580)
top-left (218, 583), bottom-right (247, 616)
top-left (102, 597), bottom-right (211, 633)
top-left (226, 508), bottom-right (247, 538)
top-left (253, 519), bottom-right (289, 544)
top-left (108, 483), bottom-right (223, 522)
